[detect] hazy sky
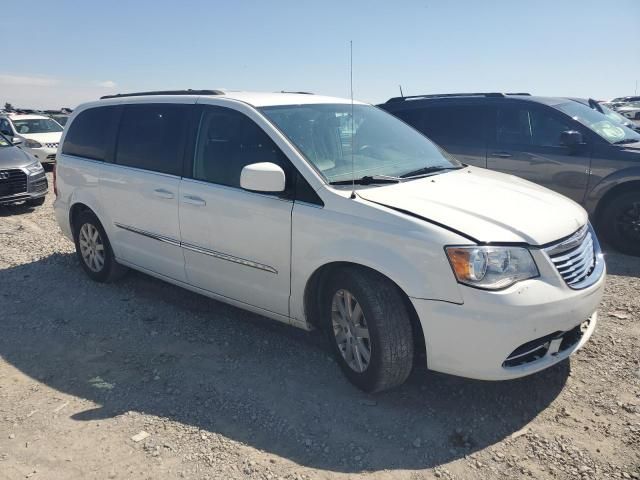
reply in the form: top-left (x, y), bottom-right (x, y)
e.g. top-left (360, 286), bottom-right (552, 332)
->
top-left (2, 0), bottom-right (639, 109)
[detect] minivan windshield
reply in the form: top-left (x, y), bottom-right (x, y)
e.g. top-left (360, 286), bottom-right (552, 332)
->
top-left (11, 118), bottom-right (63, 134)
top-left (555, 101), bottom-right (640, 144)
top-left (260, 104), bottom-right (460, 184)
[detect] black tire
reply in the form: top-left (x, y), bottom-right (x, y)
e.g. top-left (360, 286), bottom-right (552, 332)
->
top-left (321, 267), bottom-right (414, 392)
top-left (26, 196), bottom-right (45, 207)
top-left (73, 210), bottom-right (128, 282)
top-left (599, 191), bottom-right (640, 256)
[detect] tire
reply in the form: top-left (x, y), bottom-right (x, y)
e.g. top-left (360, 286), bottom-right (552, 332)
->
top-left (321, 267), bottom-right (414, 392)
top-left (26, 197), bottom-right (45, 207)
top-left (73, 210), bottom-right (128, 282)
top-left (599, 191), bottom-right (640, 256)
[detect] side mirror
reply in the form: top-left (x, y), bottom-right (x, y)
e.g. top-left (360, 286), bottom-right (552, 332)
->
top-left (11, 137), bottom-right (23, 146)
top-left (560, 130), bottom-right (583, 148)
top-left (240, 162), bottom-right (286, 193)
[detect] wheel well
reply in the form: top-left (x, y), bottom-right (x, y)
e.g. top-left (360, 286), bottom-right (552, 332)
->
top-left (303, 262), bottom-right (426, 355)
top-left (69, 203), bottom-right (93, 234)
top-left (595, 180), bottom-right (640, 226)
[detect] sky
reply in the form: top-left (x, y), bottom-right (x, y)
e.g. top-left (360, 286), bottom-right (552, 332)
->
top-left (2, 0), bottom-right (639, 110)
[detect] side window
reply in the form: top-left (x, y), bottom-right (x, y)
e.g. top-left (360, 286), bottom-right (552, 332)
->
top-left (420, 105), bottom-right (486, 147)
top-left (115, 104), bottom-right (188, 175)
top-left (0, 119), bottom-right (12, 136)
top-left (396, 105), bottom-right (486, 147)
top-left (192, 106), bottom-right (289, 189)
top-left (497, 106), bottom-right (572, 147)
top-left (62, 107), bottom-right (119, 161)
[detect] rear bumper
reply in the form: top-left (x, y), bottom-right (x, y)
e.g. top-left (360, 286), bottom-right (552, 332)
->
top-left (411, 266), bottom-right (605, 381)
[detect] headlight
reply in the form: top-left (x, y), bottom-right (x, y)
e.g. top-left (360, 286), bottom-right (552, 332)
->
top-left (24, 139), bottom-right (43, 148)
top-left (24, 161), bottom-right (44, 175)
top-left (445, 246), bottom-right (539, 290)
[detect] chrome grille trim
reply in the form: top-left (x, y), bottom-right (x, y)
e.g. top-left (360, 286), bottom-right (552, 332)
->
top-left (544, 224), bottom-right (604, 290)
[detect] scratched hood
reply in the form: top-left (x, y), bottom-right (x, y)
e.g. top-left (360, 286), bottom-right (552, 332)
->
top-left (358, 167), bottom-right (587, 245)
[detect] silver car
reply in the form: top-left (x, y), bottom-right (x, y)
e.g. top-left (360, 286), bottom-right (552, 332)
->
top-left (0, 134), bottom-right (48, 207)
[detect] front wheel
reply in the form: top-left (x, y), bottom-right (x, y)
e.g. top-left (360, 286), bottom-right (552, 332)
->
top-left (322, 268), bottom-right (414, 392)
top-left (73, 210), bottom-right (128, 282)
top-left (600, 191), bottom-right (640, 256)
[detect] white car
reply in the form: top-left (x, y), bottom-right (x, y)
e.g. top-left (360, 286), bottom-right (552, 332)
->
top-left (617, 101), bottom-right (640, 120)
top-left (53, 90), bottom-right (605, 392)
top-left (0, 114), bottom-right (63, 163)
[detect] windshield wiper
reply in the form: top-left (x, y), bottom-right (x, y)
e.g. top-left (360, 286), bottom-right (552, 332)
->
top-left (613, 138), bottom-right (638, 145)
top-left (399, 165), bottom-right (462, 179)
top-left (329, 175), bottom-right (401, 186)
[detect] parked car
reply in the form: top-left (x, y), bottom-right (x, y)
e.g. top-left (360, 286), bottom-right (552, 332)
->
top-left (54, 90), bottom-right (605, 392)
top-left (569, 98), bottom-right (640, 132)
top-left (380, 92), bottom-right (640, 256)
top-left (0, 133), bottom-right (48, 206)
top-left (610, 96), bottom-right (640, 104)
top-left (0, 113), bottom-right (63, 163)
top-left (617, 101), bottom-right (640, 120)
top-left (44, 109), bottom-right (73, 127)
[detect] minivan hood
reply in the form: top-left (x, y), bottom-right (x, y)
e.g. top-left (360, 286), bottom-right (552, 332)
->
top-left (357, 167), bottom-right (587, 245)
top-left (18, 132), bottom-right (62, 143)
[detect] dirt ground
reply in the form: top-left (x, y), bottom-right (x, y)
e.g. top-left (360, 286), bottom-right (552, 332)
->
top-left (0, 172), bottom-right (638, 480)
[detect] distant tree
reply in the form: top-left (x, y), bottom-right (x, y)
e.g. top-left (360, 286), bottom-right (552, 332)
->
top-left (4, 102), bottom-right (13, 111)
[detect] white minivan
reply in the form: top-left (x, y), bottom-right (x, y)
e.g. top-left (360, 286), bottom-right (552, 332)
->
top-left (54, 90), bottom-right (605, 392)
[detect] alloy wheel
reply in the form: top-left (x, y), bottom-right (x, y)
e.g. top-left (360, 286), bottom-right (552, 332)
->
top-left (331, 289), bottom-right (372, 373)
top-left (79, 223), bottom-right (105, 273)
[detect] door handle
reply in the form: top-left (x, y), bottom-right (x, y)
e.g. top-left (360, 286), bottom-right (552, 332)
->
top-left (153, 188), bottom-right (175, 199)
top-left (182, 195), bottom-right (206, 207)
top-left (490, 151), bottom-right (513, 158)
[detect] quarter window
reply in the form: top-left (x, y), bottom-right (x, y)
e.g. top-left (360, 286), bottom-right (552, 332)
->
top-left (115, 104), bottom-right (188, 175)
top-left (62, 106), bottom-right (119, 161)
top-left (192, 106), bottom-right (288, 188)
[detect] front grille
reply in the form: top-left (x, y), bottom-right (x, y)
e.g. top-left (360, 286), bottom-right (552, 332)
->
top-left (46, 154), bottom-right (56, 161)
top-left (544, 224), bottom-right (603, 289)
top-left (44, 142), bottom-right (59, 149)
top-left (0, 169), bottom-right (27, 197)
top-left (503, 320), bottom-right (589, 368)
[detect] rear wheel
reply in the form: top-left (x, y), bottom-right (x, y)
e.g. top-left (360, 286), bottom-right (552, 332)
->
top-left (600, 191), bottom-right (640, 256)
top-left (73, 210), bottom-right (128, 282)
top-left (321, 267), bottom-right (414, 392)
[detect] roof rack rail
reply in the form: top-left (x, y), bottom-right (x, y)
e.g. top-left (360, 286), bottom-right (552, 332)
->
top-left (279, 90), bottom-right (314, 95)
top-left (385, 92), bottom-right (531, 103)
top-left (100, 89), bottom-right (224, 100)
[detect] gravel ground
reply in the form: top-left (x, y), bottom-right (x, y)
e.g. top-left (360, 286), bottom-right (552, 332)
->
top-left (0, 172), bottom-right (638, 480)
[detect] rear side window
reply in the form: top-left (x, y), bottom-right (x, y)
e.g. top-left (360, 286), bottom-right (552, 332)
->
top-left (115, 104), bottom-right (188, 175)
top-left (192, 106), bottom-right (289, 188)
top-left (62, 107), bottom-right (119, 161)
top-left (397, 105), bottom-right (486, 147)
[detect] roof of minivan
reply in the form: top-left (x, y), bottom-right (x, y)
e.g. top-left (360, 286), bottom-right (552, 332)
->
top-left (381, 94), bottom-right (572, 108)
top-left (95, 90), bottom-right (365, 108)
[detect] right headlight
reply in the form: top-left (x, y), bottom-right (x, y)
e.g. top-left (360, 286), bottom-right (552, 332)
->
top-left (445, 245), bottom-right (539, 290)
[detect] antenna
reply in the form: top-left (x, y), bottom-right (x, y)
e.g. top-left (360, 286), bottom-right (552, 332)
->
top-left (399, 85), bottom-right (404, 98)
top-left (350, 40), bottom-right (356, 200)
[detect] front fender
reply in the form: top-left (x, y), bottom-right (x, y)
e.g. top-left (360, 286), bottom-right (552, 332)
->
top-left (585, 166), bottom-right (640, 215)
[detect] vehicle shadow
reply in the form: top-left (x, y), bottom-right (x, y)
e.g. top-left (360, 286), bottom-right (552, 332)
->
top-left (0, 252), bottom-right (569, 473)
top-left (0, 201), bottom-right (43, 218)
top-left (601, 244), bottom-right (640, 278)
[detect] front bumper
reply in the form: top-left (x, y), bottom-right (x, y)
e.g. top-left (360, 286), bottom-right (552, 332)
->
top-left (411, 262), bottom-right (605, 381)
top-left (0, 171), bottom-right (48, 205)
top-left (22, 146), bottom-right (57, 163)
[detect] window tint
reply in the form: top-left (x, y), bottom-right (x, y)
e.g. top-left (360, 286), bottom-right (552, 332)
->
top-left (62, 107), bottom-right (119, 161)
top-left (396, 105), bottom-right (486, 147)
top-left (115, 104), bottom-right (188, 175)
top-left (0, 119), bottom-right (13, 136)
top-left (193, 106), bottom-right (289, 188)
top-left (496, 106), bottom-right (572, 147)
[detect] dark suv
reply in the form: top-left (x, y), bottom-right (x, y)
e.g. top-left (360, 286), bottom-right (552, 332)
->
top-left (380, 93), bottom-right (640, 255)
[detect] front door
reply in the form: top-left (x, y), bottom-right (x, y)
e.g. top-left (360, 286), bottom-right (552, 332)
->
top-left (487, 103), bottom-right (591, 203)
top-left (179, 105), bottom-right (293, 316)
